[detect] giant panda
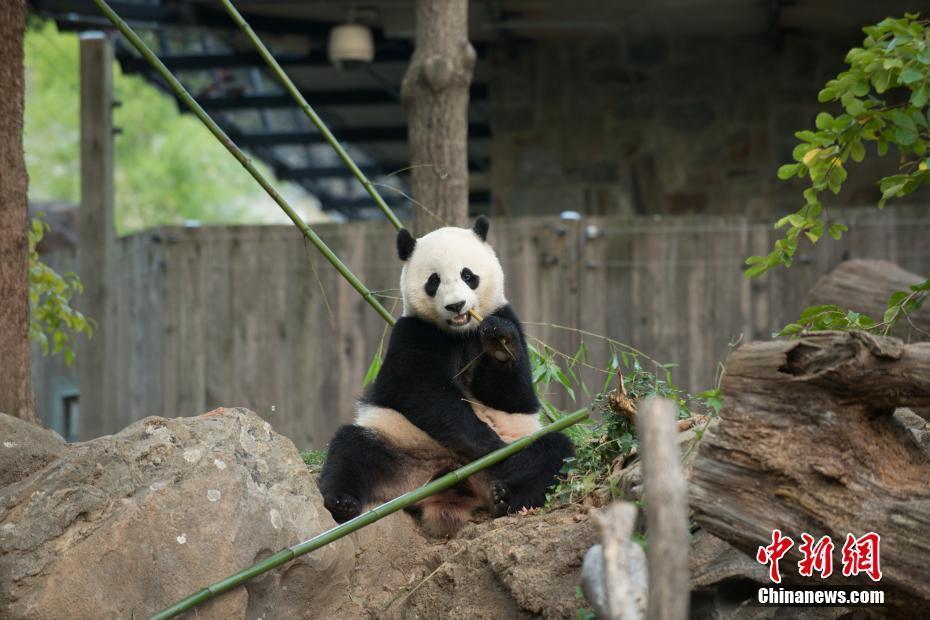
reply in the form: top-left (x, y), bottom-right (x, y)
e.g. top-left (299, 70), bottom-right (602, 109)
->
top-left (319, 216), bottom-right (574, 536)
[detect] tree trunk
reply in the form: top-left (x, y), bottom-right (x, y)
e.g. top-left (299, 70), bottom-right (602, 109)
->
top-left (0, 0), bottom-right (36, 424)
top-left (401, 0), bottom-right (475, 234)
top-left (690, 331), bottom-right (930, 612)
top-left (807, 259), bottom-right (929, 338)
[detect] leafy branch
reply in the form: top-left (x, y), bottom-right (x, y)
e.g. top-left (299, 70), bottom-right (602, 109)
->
top-left (747, 13), bottom-right (930, 278)
top-left (29, 215), bottom-right (94, 364)
top-left (747, 13), bottom-right (930, 338)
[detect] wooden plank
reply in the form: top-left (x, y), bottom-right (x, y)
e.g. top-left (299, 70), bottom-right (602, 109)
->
top-left (77, 33), bottom-right (115, 439)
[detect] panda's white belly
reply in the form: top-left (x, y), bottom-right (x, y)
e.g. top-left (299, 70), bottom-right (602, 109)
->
top-left (469, 402), bottom-right (541, 443)
top-left (354, 401), bottom-right (540, 450)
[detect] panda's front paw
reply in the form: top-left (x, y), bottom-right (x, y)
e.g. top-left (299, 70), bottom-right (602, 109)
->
top-left (490, 480), bottom-right (511, 517)
top-left (479, 316), bottom-right (520, 364)
top-left (323, 492), bottom-right (362, 523)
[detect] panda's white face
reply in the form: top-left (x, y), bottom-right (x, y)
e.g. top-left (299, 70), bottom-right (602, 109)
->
top-left (399, 225), bottom-right (506, 332)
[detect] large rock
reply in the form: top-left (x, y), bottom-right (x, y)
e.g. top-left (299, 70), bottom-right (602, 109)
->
top-left (0, 408), bottom-right (354, 619)
top-left (0, 413), bottom-right (66, 488)
top-left (1, 408), bottom-right (601, 619)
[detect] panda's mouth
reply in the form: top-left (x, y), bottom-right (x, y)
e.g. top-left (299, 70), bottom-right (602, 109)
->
top-left (448, 313), bottom-right (472, 327)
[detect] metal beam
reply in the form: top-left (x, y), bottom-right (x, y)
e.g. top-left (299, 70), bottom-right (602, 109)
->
top-left (198, 84), bottom-right (488, 110)
top-left (320, 190), bottom-right (489, 213)
top-left (115, 48), bottom-right (415, 74)
top-left (234, 124), bottom-right (490, 147)
top-left (278, 158), bottom-right (489, 180)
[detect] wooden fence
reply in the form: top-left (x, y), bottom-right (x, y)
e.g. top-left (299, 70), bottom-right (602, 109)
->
top-left (33, 209), bottom-right (930, 448)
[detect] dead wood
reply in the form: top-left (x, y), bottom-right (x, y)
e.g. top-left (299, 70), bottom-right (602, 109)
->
top-left (807, 259), bottom-right (929, 337)
top-left (691, 331), bottom-right (930, 612)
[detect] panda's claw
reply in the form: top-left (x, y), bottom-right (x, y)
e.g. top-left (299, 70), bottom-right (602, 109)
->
top-left (479, 317), bottom-right (519, 362)
top-left (491, 481), bottom-right (510, 517)
top-left (324, 492), bottom-right (362, 523)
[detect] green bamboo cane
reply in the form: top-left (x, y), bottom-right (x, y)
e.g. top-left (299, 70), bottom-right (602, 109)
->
top-left (91, 0), bottom-right (396, 326)
top-left (219, 0), bottom-right (404, 231)
top-left (150, 408), bottom-right (588, 620)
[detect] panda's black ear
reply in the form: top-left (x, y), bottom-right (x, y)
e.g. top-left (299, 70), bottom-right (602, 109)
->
top-left (396, 228), bottom-right (416, 261)
top-left (473, 215), bottom-right (490, 241)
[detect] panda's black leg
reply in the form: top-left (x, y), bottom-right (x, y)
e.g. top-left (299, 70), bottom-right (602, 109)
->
top-left (490, 432), bottom-right (574, 514)
top-left (319, 425), bottom-right (398, 523)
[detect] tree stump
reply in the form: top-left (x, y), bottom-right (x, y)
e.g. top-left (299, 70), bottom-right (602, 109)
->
top-left (690, 331), bottom-right (930, 613)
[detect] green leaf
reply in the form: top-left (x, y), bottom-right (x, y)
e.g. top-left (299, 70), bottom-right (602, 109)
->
top-left (851, 80), bottom-right (870, 96)
top-left (362, 351), bottom-right (382, 387)
top-left (777, 163), bottom-right (802, 180)
top-left (895, 125), bottom-right (918, 145)
top-left (849, 140), bottom-right (866, 162)
top-left (828, 223), bottom-right (848, 240)
top-left (899, 66), bottom-right (924, 84)
top-left (914, 86), bottom-right (930, 108)
top-left (815, 112), bottom-right (834, 129)
top-left (890, 109), bottom-right (917, 132)
top-left (873, 68), bottom-right (891, 92)
top-left (778, 323), bottom-right (804, 337)
top-left (817, 87), bottom-right (835, 102)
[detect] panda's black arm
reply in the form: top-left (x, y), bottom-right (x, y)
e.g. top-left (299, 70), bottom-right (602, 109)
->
top-left (367, 317), bottom-right (507, 460)
top-left (469, 305), bottom-right (540, 413)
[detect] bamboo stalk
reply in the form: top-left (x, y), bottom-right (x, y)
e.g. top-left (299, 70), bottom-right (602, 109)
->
top-left (218, 0), bottom-right (404, 232)
top-left (90, 0), bottom-right (397, 327)
top-left (150, 408), bottom-right (588, 619)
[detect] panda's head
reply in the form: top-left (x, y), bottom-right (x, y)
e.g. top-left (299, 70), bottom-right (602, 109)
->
top-left (396, 216), bottom-right (505, 332)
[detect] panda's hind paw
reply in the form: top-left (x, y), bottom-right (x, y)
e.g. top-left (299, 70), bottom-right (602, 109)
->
top-left (324, 492), bottom-right (362, 523)
top-left (490, 481), bottom-right (510, 517)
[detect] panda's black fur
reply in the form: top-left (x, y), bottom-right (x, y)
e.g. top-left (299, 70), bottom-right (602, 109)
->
top-left (320, 217), bottom-right (573, 536)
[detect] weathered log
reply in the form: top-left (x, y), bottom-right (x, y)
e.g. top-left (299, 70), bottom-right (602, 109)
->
top-left (807, 259), bottom-right (929, 337)
top-left (691, 331), bottom-right (930, 612)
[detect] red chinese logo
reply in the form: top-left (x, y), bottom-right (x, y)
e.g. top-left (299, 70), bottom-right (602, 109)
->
top-left (756, 529), bottom-right (794, 584)
top-left (756, 530), bottom-right (882, 583)
top-left (841, 532), bottom-right (882, 582)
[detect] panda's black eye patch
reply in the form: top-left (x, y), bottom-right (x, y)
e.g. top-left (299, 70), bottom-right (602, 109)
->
top-left (461, 268), bottom-right (480, 290)
top-left (425, 273), bottom-right (440, 297)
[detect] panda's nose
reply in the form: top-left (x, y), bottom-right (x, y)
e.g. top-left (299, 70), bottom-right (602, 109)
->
top-left (445, 301), bottom-right (465, 313)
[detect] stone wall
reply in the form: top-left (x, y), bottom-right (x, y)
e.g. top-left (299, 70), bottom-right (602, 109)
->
top-left (487, 33), bottom-right (909, 217)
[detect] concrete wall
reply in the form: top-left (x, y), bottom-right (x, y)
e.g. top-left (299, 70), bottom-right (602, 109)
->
top-left (486, 33), bottom-right (915, 218)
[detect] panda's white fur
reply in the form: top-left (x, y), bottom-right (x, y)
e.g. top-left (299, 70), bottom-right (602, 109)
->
top-left (399, 226), bottom-right (506, 331)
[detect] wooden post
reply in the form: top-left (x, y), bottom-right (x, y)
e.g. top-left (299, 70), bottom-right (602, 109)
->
top-left (401, 0), bottom-right (475, 234)
top-left (78, 33), bottom-right (115, 439)
top-left (637, 397), bottom-right (689, 620)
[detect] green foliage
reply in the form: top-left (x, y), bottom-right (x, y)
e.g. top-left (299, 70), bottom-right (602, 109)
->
top-left (778, 280), bottom-right (929, 337)
top-left (29, 215), bottom-right (94, 364)
top-left (23, 21), bottom-right (278, 234)
top-left (534, 346), bottom-right (712, 507)
top-left (751, 13), bottom-right (930, 337)
top-left (528, 341), bottom-right (589, 405)
top-left (300, 449), bottom-right (327, 473)
top-left (751, 13), bottom-right (930, 276)
top-left (574, 586), bottom-right (597, 620)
